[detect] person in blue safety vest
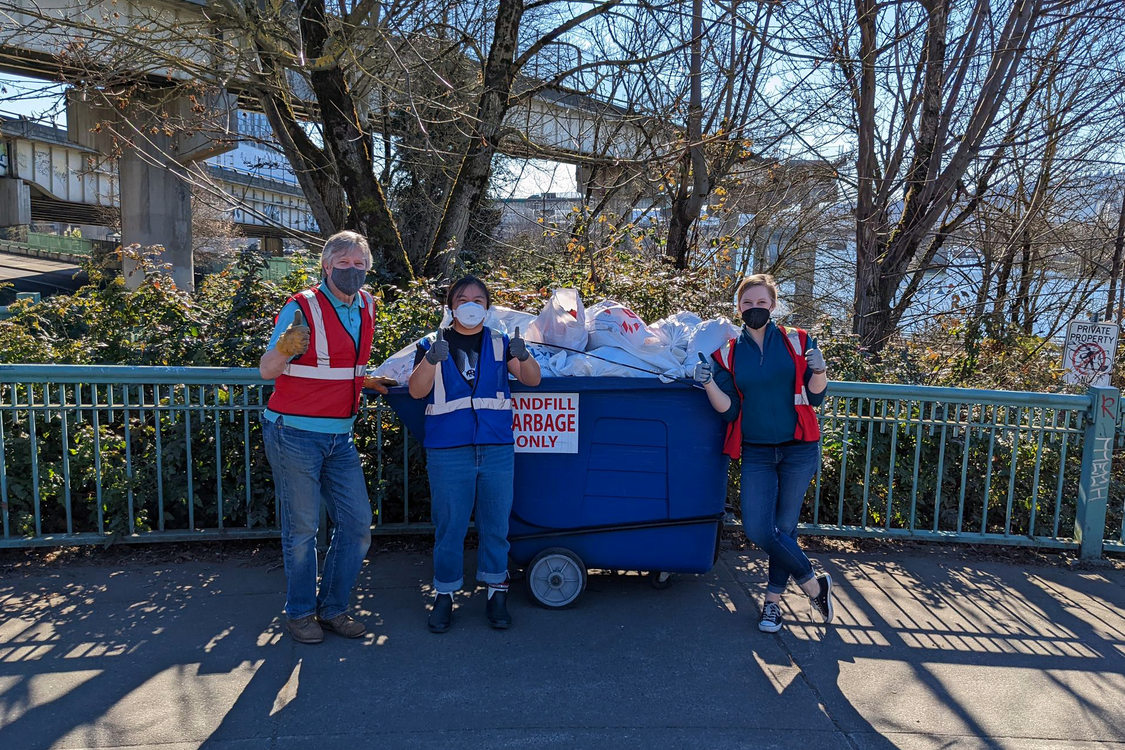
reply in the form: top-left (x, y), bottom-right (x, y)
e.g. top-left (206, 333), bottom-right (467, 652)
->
top-left (692, 273), bottom-right (836, 634)
top-left (408, 275), bottom-right (542, 632)
top-left (259, 230), bottom-right (389, 645)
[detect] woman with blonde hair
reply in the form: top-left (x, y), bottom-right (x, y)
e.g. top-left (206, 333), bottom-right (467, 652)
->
top-left (692, 274), bottom-right (834, 633)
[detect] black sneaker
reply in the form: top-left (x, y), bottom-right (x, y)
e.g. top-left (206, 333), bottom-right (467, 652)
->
top-left (486, 591), bottom-right (512, 629)
top-left (758, 601), bottom-right (783, 633)
top-left (428, 593), bottom-right (453, 633)
top-left (809, 573), bottom-right (834, 623)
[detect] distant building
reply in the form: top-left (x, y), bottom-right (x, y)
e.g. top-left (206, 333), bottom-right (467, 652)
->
top-left (496, 192), bottom-right (584, 238)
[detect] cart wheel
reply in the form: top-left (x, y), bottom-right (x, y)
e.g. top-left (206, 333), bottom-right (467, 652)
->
top-left (649, 571), bottom-right (674, 589)
top-left (526, 548), bottom-right (587, 608)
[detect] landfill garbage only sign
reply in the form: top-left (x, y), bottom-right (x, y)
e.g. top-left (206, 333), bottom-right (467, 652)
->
top-left (511, 393), bottom-right (579, 453)
top-left (1063, 321), bottom-right (1119, 386)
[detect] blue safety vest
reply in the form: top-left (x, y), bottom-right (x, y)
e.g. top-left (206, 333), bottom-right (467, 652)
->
top-left (419, 327), bottom-right (514, 448)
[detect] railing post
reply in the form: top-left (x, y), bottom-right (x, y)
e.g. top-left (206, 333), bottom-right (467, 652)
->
top-left (1075, 386), bottom-right (1118, 560)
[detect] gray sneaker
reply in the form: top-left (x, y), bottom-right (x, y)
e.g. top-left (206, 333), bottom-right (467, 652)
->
top-left (758, 601), bottom-right (783, 633)
top-left (286, 615), bottom-right (324, 644)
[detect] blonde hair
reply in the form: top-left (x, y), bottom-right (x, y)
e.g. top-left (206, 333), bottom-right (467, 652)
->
top-left (734, 274), bottom-right (779, 307)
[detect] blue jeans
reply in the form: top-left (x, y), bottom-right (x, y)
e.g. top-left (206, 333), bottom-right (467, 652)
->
top-left (426, 444), bottom-right (514, 594)
top-left (740, 442), bottom-right (821, 594)
top-left (261, 416), bottom-right (372, 620)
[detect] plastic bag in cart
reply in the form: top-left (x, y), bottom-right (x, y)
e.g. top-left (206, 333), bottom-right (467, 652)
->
top-left (526, 288), bottom-right (587, 350)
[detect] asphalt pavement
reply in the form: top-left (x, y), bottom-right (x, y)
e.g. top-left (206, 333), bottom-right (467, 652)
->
top-left (1, 542), bottom-right (1122, 750)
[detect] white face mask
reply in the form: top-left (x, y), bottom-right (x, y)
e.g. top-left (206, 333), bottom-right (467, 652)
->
top-left (452, 301), bottom-right (487, 328)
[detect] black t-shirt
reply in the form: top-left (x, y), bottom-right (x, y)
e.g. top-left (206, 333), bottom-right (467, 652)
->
top-left (414, 327), bottom-right (513, 387)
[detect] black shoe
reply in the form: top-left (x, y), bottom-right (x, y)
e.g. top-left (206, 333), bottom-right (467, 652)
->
top-left (810, 573), bottom-right (834, 623)
top-left (286, 615), bottom-right (324, 644)
top-left (758, 601), bottom-right (783, 633)
top-left (485, 591), bottom-right (511, 629)
top-left (428, 594), bottom-right (453, 633)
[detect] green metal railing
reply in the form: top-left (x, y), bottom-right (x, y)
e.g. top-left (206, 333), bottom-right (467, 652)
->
top-left (0, 365), bottom-right (1120, 557)
top-left (808, 383), bottom-right (1120, 557)
top-left (26, 232), bottom-right (95, 257)
top-left (0, 365), bottom-right (426, 549)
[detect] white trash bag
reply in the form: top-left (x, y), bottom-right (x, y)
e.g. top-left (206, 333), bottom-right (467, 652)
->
top-left (367, 340), bottom-right (418, 385)
top-left (585, 300), bottom-right (658, 351)
top-left (526, 288), bottom-right (587, 350)
top-left (687, 317), bottom-right (742, 364)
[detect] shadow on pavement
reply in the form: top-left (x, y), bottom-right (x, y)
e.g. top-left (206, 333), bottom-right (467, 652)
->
top-left (0, 547), bottom-right (1121, 749)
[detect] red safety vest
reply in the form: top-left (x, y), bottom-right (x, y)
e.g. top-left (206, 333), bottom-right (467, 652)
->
top-left (711, 325), bottom-right (822, 459)
top-left (267, 286), bottom-right (376, 419)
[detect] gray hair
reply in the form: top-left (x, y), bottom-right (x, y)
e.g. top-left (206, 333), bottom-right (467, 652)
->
top-left (320, 231), bottom-right (373, 272)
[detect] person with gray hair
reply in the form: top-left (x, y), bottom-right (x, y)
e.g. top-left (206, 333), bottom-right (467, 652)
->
top-left (259, 230), bottom-right (388, 644)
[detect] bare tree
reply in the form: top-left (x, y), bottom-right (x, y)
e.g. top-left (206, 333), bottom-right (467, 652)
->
top-left (789, 0), bottom-right (1125, 350)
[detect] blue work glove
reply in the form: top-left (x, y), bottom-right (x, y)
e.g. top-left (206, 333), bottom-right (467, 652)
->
top-left (693, 352), bottom-right (713, 385)
top-left (425, 328), bottom-right (450, 364)
top-left (805, 347), bottom-right (826, 374)
top-left (509, 326), bottom-right (530, 362)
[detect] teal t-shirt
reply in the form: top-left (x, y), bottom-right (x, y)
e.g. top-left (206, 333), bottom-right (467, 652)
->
top-left (712, 322), bottom-right (826, 444)
top-left (262, 282), bottom-right (368, 434)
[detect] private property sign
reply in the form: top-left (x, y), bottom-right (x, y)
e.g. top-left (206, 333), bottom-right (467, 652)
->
top-left (511, 393), bottom-right (579, 453)
top-left (1063, 321), bottom-right (1119, 386)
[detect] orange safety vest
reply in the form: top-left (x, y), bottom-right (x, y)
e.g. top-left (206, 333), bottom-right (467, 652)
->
top-left (710, 325), bottom-right (822, 459)
top-left (267, 286), bottom-right (375, 419)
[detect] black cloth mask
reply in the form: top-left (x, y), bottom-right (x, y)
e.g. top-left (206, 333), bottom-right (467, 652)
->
top-left (741, 307), bottom-right (771, 330)
top-left (330, 267), bottom-right (367, 296)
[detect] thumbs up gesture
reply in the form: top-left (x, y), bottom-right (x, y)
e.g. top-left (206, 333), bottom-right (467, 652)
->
top-left (425, 328), bottom-right (450, 364)
top-left (805, 347), bottom-right (826, 374)
top-left (509, 326), bottom-right (530, 361)
top-left (693, 352), bottom-right (713, 384)
top-left (275, 309), bottom-right (310, 358)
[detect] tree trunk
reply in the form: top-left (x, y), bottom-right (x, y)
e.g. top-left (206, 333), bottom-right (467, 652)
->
top-left (301, 0), bottom-right (412, 282)
top-left (849, 0), bottom-right (1044, 351)
top-left (665, 0), bottom-right (708, 269)
top-left (426, 0), bottom-right (525, 278)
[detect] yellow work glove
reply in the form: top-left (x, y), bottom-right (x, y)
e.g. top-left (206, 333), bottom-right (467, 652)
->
top-left (275, 309), bottom-right (310, 358)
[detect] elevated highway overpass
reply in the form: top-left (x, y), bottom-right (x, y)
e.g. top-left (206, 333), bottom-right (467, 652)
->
top-left (0, 0), bottom-right (659, 288)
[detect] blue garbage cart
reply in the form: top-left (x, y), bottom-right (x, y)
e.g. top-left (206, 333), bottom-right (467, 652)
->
top-left (383, 376), bottom-right (729, 607)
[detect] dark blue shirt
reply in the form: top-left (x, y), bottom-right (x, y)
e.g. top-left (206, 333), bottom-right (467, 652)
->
top-left (712, 322), bottom-right (826, 445)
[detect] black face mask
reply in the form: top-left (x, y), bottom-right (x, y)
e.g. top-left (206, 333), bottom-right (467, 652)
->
top-left (741, 307), bottom-right (771, 330)
top-left (330, 267), bottom-right (366, 296)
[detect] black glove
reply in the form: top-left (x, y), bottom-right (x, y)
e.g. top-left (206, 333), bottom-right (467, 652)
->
top-left (509, 326), bottom-right (530, 362)
top-left (425, 328), bottom-right (450, 364)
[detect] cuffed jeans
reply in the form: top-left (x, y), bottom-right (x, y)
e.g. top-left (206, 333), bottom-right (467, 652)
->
top-left (425, 444), bottom-right (514, 594)
top-left (262, 416), bottom-right (372, 620)
top-left (740, 441), bottom-right (821, 595)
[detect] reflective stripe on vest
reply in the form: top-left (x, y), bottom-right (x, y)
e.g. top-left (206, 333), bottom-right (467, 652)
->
top-left (299, 288), bottom-right (331, 367)
top-left (284, 363), bottom-right (368, 381)
top-left (425, 330), bottom-right (508, 416)
top-left (784, 329), bottom-right (813, 407)
top-left (282, 288), bottom-right (372, 379)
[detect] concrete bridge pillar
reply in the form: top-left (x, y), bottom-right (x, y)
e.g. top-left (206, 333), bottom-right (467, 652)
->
top-left (0, 178), bottom-right (31, 242)
top-left (67, 90), bottom-right (235, 291)
top-left (261, 236), bottom-right (283, 256)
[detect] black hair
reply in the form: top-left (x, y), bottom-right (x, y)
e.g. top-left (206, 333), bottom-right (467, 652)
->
top-left (444, 275), bottom-right (491, 309)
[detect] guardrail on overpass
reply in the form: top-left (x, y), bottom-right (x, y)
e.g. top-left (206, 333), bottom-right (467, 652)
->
top-left (0, 365), bottom-right (1120, 558)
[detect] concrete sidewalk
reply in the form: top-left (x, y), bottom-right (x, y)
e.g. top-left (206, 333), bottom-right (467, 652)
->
top-left (0, 545), bottom-right (1122, 750)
